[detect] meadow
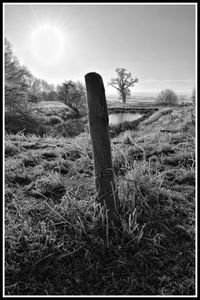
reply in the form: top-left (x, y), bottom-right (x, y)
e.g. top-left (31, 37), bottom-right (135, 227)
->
top-left (4, 102), bottom-right (196, 295)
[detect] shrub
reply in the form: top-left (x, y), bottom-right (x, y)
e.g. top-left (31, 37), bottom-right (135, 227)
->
top-left (57, 80), bottom-right (87, 117)
top-left (156, 89), bottom-right (178, 106)
top-left (57, 108), bottom-right (73, 121)
top-left (51, 118), bottom-right (85, 137)
top-left (5, 111), bottom-right (46, 135)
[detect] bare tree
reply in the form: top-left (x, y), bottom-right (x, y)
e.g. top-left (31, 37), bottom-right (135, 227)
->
top-left (57, 80), bottom-right (86, 117)
top-left (108, 68), bottom-right (138, 103)
top-left (156, 89), bottom-right (178, 106)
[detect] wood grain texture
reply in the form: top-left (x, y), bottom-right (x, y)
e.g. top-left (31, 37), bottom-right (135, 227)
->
top-left (85, 72), bottom-right (120, 224)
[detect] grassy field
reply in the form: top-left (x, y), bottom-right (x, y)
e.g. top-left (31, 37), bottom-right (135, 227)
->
top-left (4, 104), bottom-right (196, 295)
top-left (36, 100), bottom-right (68, 108)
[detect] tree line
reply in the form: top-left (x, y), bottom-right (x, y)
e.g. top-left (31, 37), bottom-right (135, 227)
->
top-left (5, 38), bottom-right (88, 117)
top-left (5, 37), bottom-right (195, 119)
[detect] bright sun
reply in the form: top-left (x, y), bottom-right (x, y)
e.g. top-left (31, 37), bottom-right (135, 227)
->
top-left (30, 24), bottom-right (64, 64)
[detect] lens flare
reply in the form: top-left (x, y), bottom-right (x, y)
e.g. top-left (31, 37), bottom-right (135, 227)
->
top-left (30, 23), bottom-right (64, 64)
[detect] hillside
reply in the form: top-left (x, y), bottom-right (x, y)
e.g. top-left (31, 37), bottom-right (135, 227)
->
top-left (4, 105), bottom-right (196, 295)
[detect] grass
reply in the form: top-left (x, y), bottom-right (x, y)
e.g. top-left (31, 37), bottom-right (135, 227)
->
top-left (5, 142), bottom-right (20, 157)
top-left (142, 107), bottom-right (173, 125)
top-left (4, 105), bottom-right (196, 296)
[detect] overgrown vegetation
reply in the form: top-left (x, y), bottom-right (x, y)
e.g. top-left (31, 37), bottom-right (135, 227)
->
top-left (4, 105), bottom-right (195, 295)
top-left (5, 104), bottom-right (87, 137)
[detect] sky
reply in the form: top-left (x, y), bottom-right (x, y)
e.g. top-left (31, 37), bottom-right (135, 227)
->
top-left (4, 3), bottom-right (196, 95)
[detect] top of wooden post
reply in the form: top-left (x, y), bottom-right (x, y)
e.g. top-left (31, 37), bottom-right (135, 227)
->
top-left (85, 72), bottom-right (105, 91)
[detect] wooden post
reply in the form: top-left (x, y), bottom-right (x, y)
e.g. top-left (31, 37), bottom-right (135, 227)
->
top-left (85, 72), bottom-right (120, 225)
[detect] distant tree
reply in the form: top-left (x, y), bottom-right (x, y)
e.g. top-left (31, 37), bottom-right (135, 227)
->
top-left (5, 38), bottom-right (32, 113)
top-left (40, 79), bottom-right (54, 93)
top-left (26, 75), bottom-right (56, 103)
top-left (26, 74), bottom-right (41, 103)
top-left (30, 78), bottom-right (42, 95)
top-left (57, 80), bottom-right (86, 117)
top-left (191, 87), bottom-right (196, 105)
top-left (108, 68), bottom-right (138, 103)
top-left (40, 91), bottom-right (49, 102)
top-left (48, 90), bottom-right (58, 101)
top-left (156, 89), bottom-right (178, 106)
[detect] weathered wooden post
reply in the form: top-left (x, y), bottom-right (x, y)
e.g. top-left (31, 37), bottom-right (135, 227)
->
top-left (85, 72), bottom-right (120, 225)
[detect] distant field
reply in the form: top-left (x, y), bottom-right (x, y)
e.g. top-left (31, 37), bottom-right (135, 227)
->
top-left (107, 101), bottom-right (158, 108)
top-left (35, 96), bottom-right (192, 110)
top-left (35, 99), bottom-right (158, 110)
top-left (36, 101), bottom-right (67, 108)
top-left (107, 95), bottom-right (192, 107)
